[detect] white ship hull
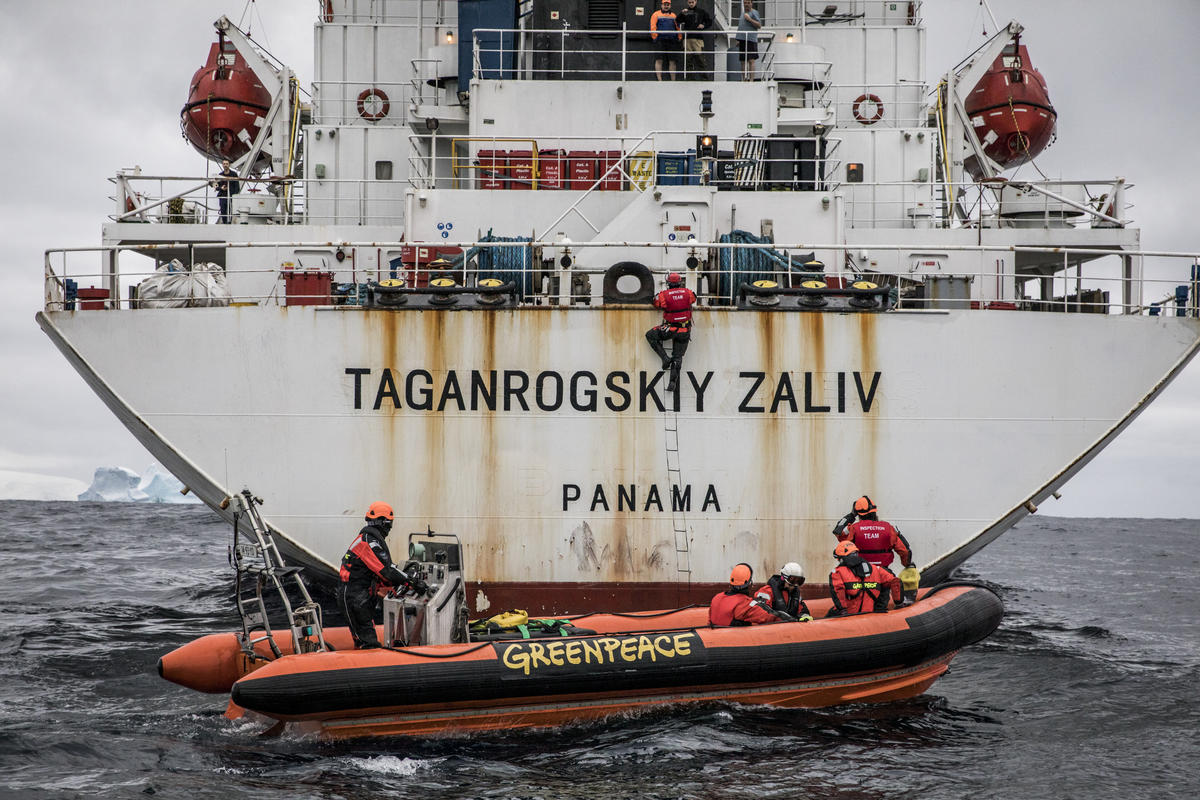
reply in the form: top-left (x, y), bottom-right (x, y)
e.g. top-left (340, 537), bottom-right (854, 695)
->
top-left (39, 3), bottom-right (1200, 613)
top-left (39, 306), bottom-right (1200, 612)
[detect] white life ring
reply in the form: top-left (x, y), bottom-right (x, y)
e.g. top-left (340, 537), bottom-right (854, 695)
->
top-left (852, 93), bottom-right (884, 125)
top-left (357, 88), bottom-right (390, 121)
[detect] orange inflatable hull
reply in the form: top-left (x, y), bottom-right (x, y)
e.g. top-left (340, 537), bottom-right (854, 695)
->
top-left (169, 583), bottom-right (1001, 738)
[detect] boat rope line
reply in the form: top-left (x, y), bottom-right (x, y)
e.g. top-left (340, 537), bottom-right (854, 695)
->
top-left (564, 605), bottom-right (705, 621)
top-left (381, 641), bottom-right (493, 658)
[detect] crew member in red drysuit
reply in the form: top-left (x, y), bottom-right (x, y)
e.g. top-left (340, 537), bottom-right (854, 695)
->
top-left (646, 272), bottom-right (697, 392)
top-left (754, 561), bottom-right (813, 621)
top-left (338, 501), bottom-right (428, 648)
top-left (827, 541), bottom-right (901, 617)
top-left (832, 495), bottom-right (913, 572)
top-left (710, 563), bottom-right (782, 626)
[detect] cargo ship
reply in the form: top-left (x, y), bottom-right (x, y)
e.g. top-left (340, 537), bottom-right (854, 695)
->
top-left (38, 1), bottom-right (1200, 613)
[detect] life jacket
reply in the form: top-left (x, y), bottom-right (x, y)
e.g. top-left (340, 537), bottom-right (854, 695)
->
top-left (829, 558), bottom-right (898, 615)
top-left (847, 519), bottom-right (907, 569)
top-left (339, 525), bottom-right (404, 594)
top-left (709, 589), bottom-right (775, 626)
top-left (655, 286), bottom-right (696, 326)
top-left (755, 575), bottom-right (803, 618)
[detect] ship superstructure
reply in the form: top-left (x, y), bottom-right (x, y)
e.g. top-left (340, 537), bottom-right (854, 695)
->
top-left (39, 0), bottom-right (1200, 613)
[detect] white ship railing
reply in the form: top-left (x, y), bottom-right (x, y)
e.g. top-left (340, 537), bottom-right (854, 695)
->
top-left (310, 79), bottom-right (417, 126)
top-left (744, 0), bottom-right (923, 28)
top-left (314, 0), bottom-right (919, 29)
top-left (407, 131), bottom-right (841, 194)
top-left (473, 27), bottom-right (782, 83)
top-left (106, 163), bottom-right (1128, 233)
top-left (42, 240), bottom-right (1200, 319)
top-left (842, 178), bottom-right (1130, 230)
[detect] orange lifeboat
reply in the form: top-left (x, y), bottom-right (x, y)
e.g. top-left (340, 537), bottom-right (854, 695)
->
top-left (159, 583), bottom-right (1003, 739)
top-left (964, 39), bottom-right (1056, 176)
top-left (180, 33), bottom-right (271, 163)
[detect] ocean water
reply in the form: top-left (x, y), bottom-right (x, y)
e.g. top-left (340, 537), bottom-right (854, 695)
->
top-left (0, 501), bottom-right (1197, 799)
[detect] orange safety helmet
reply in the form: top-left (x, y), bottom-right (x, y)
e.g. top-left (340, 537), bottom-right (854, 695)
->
top-left (667, 272), bottom-right (684, 286)
top-left (834, 540), bottom-right (859, 559)
top-left (853, 495), bottom-right (877, 516)
top-left (729, 562), bottom-right (753, 588)
top-left (365, 501), bottom-right (394, 521)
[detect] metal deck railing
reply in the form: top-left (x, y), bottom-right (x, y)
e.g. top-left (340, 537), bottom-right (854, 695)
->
top-left (42, 240), bottom-right (1200, 318)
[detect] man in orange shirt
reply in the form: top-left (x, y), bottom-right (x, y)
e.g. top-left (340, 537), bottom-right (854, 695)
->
top-left (650, 0), bottom-right (683, 81)
top-left (710, 563), bottom-right (783, 626)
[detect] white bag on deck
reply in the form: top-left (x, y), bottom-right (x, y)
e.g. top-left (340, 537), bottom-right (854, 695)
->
top-left (137, 260), bottom-right (232, 308)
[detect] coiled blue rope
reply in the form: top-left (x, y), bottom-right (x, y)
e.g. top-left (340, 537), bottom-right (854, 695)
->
top-left (446, 230), bottom-right (535, 300)
top-left (715, 230), bottom-right (811, 300)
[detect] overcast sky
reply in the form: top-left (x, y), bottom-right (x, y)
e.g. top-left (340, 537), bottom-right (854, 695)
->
top-left (1, 1), bottom-right (1197, 517)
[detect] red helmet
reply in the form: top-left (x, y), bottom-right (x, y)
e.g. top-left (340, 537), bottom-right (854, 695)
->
top-left (834, 540), bottom-right (859, 558)
top-left (729, 563), bottom-right (753, 588)
top-left (853, 495), bottom-right (877, 516)
top-left (667, 272), bottom-right (683, 286)
top-left (365, 501), bottom-right (394, 521)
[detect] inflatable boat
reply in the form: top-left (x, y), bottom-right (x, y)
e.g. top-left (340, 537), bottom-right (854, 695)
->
top-left (161, 582), bottom-right (1002, 739)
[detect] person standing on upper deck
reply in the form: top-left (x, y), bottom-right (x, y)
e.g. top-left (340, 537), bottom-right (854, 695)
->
top-left (650, 0), bottom-right (683, 81)
top-left (736, 0), bottom-right (762, 82)
top-left (211, 159), bottom-right (240, 224)
top-left (677, 0), bottom-right (714, 80)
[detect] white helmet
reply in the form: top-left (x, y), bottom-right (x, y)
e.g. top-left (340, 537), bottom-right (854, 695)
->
top-left (781, 562), bottom-right (804, 580)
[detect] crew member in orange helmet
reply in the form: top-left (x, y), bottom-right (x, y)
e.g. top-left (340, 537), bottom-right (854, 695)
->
top-left (832, 495), bottom-right (913, 572)
top-left (646, 272), bottom-right (697, 392)
top-left (338, 501), bottom-right (429, 648)
top-left (710, 563), bottom-right (786, 626)
top-left (827, 541), bottom-right (901, 617)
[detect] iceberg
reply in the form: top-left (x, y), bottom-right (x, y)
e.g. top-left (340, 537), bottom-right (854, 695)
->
top-left (77, 464), bottom-right (200, 503)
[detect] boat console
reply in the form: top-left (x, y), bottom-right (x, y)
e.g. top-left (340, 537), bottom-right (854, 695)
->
top-left (382, 530), bottom-right (470, 646)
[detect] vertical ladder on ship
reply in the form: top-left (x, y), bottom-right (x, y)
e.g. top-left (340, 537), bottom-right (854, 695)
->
top-left (663, 410), bottom-right (692, 580)
top-left (225, 489), bottom-right (327, 660)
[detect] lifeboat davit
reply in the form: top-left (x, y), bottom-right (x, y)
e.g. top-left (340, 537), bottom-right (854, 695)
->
top-left (964, 40), bottom-right (1057, 177)
top-left (180, 34), bottom-right (271, 163)
top-left (159, 583), bottom-right (1003, 739)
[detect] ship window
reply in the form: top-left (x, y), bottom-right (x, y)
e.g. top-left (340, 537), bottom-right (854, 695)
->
top-left (376, 161), bottom-right (393, 180)
top-left (587, 0), bottom-right (621, 32)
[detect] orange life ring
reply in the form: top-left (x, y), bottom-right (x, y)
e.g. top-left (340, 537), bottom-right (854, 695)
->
top-left (852, 93), bottom-right (884, 125)
top-left (357, 88), bottom-right (390, 121)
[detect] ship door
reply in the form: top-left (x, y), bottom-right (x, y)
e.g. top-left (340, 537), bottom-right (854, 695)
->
top-left (660, 204), bottom-right (710, 274)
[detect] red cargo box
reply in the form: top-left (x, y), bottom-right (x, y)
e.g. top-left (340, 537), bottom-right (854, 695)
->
top-left (77, 287), bottom-right (110, 310)
top-left (598, 150), bottom-right (623, 190)
top-left (284, 271), bottom-right (333, 306)
top-left (567, 150), bottom-right (598, 190)
top-left (538, 149), bottom-right (565, 190)
top-left (508, 150), bottom-right (534, 190)
top-left (970, 300), bottom-right (1018, 310)
top-left (476, 149), bottom-right (507, 189)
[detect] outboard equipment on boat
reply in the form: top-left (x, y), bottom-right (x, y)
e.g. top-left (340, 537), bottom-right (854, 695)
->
top-left (382, 529), bottom-right (470, 647)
